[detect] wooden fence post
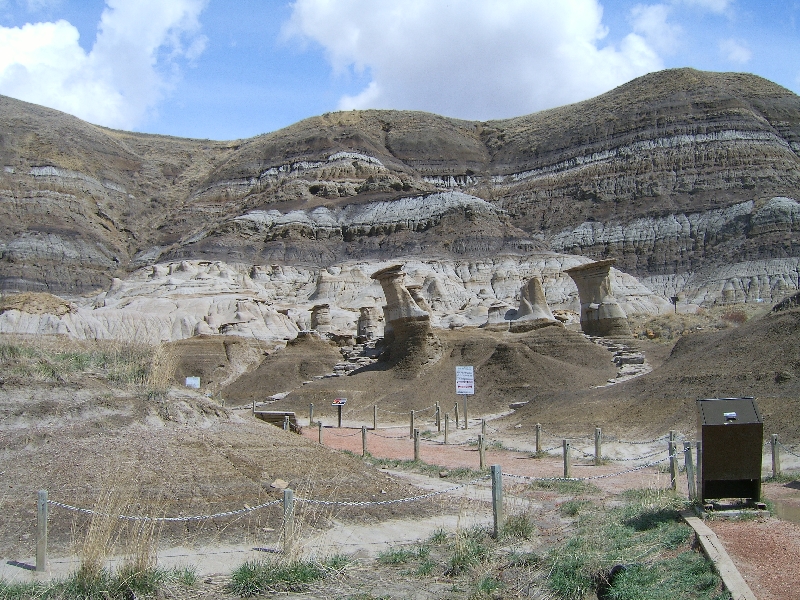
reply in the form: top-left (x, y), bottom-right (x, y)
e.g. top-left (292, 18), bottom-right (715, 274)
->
top-left (669, 440), bottom-right (677, 491)
top-left (463, 398), bottom-right (468, 429)
top-left (696, 440), bottom-right (703, 500)
top-left (491, 465), bottom-right (504, 538)
top-left (309, 403), bottom-right (314, 426)
top-left (373, 405), bottom-right (377, 431)
top-left (318, 420), bottom-right (323, 444)
top-left (563, 440), bottom-right (571, 479)
top-left (410, 410), bottom-right (415, 439)
top-left (684, 441), bottom-right (697, 500)
top-left (454, 403), bottom-right (460, 431)
top-left (444, 413), bottom-right (449, 444)
top-left (362, 425), bottom-right (368, 457)
top-left (435, 402), bottom-right (441, 432)
top-left (536, 423), bottom-right (541, 454)
top-left (479, 434), bottom-right (486, 470)
top-left (772, 434), bottom-right (781, 478)
top-left (482, 419), bottom-right (487, 437)
top-left (414, 428), bottom-right (420, 461)
top-left (252, 399), bottom-right (255, 415)
top-left (594, 426), bottom-right (602, 466)
top-left (36, 490), bottom-right (47, 572)
top-left (282, 489), bottom-right (294, 553)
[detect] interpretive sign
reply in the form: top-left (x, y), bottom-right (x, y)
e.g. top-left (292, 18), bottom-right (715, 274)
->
top-left (331, 398), bottom-right (347, 406)
top-left (456, 366), bottom-right (475, 395)
top-left (185, 376), bottom-right (200, 389)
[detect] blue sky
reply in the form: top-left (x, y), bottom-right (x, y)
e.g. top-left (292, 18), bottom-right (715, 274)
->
top-left (0, 0), bottom-right (798, 141)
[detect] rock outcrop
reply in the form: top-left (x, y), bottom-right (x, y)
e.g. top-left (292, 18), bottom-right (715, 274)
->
top-left (508, 276), bottom-right (559, 333)
top-left (1, 68), bottom-right (798, 313)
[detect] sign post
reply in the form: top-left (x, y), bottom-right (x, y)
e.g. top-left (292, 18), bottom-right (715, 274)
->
top-left (456, 366), bottom-right (474, 430)
top-left (332, 398), bottom-right (347, 427)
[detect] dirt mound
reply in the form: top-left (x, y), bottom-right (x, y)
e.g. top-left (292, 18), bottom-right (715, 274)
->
top-left (0, 334), bottom-right (430, 559)
top-left (165, 335), bottom-right (268, 393)
top-left (0, 292), bottom-right (73, 315)
top-left (222, 332), bottom-right (343, 403)
top-left (504, 307), bottom-right (800, 440)
top-left (266, 326), bottom-right (616, 421)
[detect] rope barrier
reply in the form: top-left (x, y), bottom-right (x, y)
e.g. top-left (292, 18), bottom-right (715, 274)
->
top-left (778, 441), bottom-right (800, 458)
top-left (296, 475), bottom-right (490, 507)
top-left (47, 499), bottom-right (281, 522)
top-left (368, 430), bottom-right (409, 440)
top-left (502, 456), bottom-right (670, 483)
top-left (325, 428), bottom-right (363, 438)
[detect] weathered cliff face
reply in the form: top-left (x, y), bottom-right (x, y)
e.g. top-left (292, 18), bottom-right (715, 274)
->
top-left (0, 68), bottom-right (798, 307)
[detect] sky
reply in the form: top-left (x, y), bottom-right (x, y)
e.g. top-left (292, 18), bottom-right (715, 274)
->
top-left (0, 0), bottom-right (798, 141)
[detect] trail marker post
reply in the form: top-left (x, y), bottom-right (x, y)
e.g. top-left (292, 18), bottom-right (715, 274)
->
top-left (456, 366), bottom-right (474, 430)
top-left (332, 398), bottom-right (347, 427)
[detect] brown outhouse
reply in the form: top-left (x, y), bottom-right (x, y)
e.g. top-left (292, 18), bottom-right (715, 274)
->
top-left (697, 397), bottom-right (763, 502)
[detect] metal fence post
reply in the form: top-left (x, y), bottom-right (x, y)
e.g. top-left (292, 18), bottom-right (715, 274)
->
top-left (491, 465), bottom-right (504, 538)
top-left (282, 489), bottom-right (294, 553)
top-left (36, 490), bottom-right (47, 572)
top-left (283, 415), bottom-right (289, 431)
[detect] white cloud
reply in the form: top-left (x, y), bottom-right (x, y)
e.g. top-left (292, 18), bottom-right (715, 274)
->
top-left (630, 4), bottom-right (682, 54)
top-left (719, 38), bottom-right (751, 63)
top-left (679, 0), bottom-right (731, 13)
top-left (0, 0), bottom-right (208, 129)
top-left (285, 0), bottom-right (662, 120)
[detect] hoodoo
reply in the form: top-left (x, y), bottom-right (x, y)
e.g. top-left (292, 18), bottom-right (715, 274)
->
top-left (565, 260), bottom-right (632, 338)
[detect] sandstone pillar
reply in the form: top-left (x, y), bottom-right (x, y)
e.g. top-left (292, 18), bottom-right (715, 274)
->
top-left (371, 265), bottom-right (441, 376)
top-left (357, 306), bottom-right (380, 341)
top-left (310, 304), bottom-right (332, 333)
top-left (565, 259), bottom-right (632, 338)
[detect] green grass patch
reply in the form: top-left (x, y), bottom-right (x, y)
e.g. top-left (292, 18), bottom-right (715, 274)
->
top-left (559, 499), bottom-right (591, 517)
top-left (0, 566), bottom-right (197, 600)
top-left (228, 557), bottom-right (344, 596)
top-left (527, 479), bottom-right (600, 495)
top-left (367, 457), bottom-right (483, 481)
top-left (445, 527), bottom-right (492, 576)
top-left (501, 512), bottom-right (536, 540)
top-left (546, 489), bottom-right (727, 600)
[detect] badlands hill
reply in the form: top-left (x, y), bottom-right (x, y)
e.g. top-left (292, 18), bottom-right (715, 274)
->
top-left (1, 68), bottom-right (799, 307)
